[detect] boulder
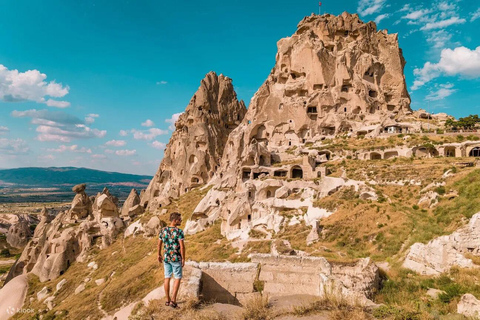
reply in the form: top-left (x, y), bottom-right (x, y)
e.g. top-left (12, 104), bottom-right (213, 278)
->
top-left (144, 216), bottom-right (164, 237)
top-left (37, 286), bottom-right (49, 301)
top-left (457, 294), bottom-right (480, 318)
top-left (74, 283), bottom-right (85, 295)
top-left (275, 186), bottom-right (291, 199)
top-left (121, 189), bottom-right (142, 217)
top-left (56, 279), bottom-right (67, 292)
top-left (72, 183), bottom-right (86, 193)
top-left (403, 212), bottom-right (480, 275)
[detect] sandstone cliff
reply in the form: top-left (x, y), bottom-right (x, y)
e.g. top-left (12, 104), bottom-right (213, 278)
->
top-left (142, 71), bottom-right (247, 212)
top-left (185, 12), bottom-right (407, 239)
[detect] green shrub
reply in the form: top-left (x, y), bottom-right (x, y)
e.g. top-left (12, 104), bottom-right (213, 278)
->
top-left (0, 249), bottom-right (11, 257)
top-left (438, 283), bottom-right (465, 303)
top-left (434, 186), bottom-right (446, 195)
top-left (373, 305), bottom-right (420, 320)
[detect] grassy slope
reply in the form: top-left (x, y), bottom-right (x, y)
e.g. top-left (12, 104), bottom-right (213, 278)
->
top-left (8, 150), bottom-right (480, 319)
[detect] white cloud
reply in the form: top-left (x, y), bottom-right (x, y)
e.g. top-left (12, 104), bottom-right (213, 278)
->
top-left (0, 126), bottom-right (9, 134)
top-left (115, 149), bottom-right (136, 156)
top-left (420, 16), bottom-right (466, 30)
top-left (45, 99), bottom-right (70, 108)
top-left (425, 83), bottom-right (457, 101)
top-left (105, 140), bottom-right (126, 147)
top-left (399, 4), bottom-right (410, 12)
top-left (119, 130), bottom-right (128, 137)
top-left (12, 109), bottom-right (107, 142)
top-left (0, 64), bottom-right (70, 107)
top-left (472, 8), bottom-right (480, 22)
top-left (404, 9), bottom-right (431, 21)
top-left (358, 0), bottom-right (386, 16)
top-left (104, 149), bottom-right (114, 154)
top-left (165, 112), bottom-right (183, 131)
top-left (151, 141), bottom-right (166, 150)
top-left (437, 1), bottom-right (456, 12)
top-left (426, 30), bottom-right (453, 49)
top-left (374, 13), bottom-right (390, 24)
top-left (0, 138), bottom-right (29, 154)
top-left (47, 144), bottom-right (92, 153)
top-left (85, 113), bottom-right (99, 124)
top-left (131, 128), bottom-right (169, 140)
top-left (35, 125), bottom-right (106, 142)
top-left (156, 81), bottom-right (168, 85)
top-left (412, 46), bottom-right (480, 90)
top-left (141, 119), bottom-right (155, 127)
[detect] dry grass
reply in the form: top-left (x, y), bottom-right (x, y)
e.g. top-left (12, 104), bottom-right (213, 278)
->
top-left (291, 293), bottom-right (373, 320)
top-left (465, 253), bottom-right (480, 265)
top-left (374, 266), bottom-right (480, 318)
top-left (242, 294), bottom-right (271, 320)
top-left (187, 221), bottom-right (239, 262)
top-left (273, 221), bottom-right (310, 252)
top-left (305, 165), bottom-right (480, 262)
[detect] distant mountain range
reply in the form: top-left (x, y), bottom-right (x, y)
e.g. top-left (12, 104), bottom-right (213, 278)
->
top-left (0, 167), bottom-right (152, 187)
top-left (0, 167), bottom-right (153, 203)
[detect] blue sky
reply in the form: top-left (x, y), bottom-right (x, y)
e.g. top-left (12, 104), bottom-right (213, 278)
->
top-left (0, 0), bottom-right (479, 175)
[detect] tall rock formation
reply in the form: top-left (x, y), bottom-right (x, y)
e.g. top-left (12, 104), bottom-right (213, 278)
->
top-left (6, 185), bottom-right (124, 283)
top-left (185, 12), bottom-right (410, 239)
top-left (142, 71), bottom-right (247, 211)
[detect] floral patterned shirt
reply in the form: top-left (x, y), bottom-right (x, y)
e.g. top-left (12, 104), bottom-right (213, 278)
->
top-left (159, 227), bottom-right (184, 263)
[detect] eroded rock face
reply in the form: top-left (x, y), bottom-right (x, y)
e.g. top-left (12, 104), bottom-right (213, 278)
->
top-left (69, 183), bottom-right (93, 220)
top-left (403, 212), bottom-right (480, 275)
top-left (6, 215), bottom-right (32, 248)
top-left (142, 71), bottom-right (247, 212)
top-left (6, 185), bottom-right (124, 283)
top-left (184, 13), bottom-right (407, 241)
top-left (121, 189), bottom-right (143, 218)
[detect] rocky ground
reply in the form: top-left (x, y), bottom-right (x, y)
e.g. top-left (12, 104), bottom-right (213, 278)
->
top-left (2, 158), bottom-right (479, 319)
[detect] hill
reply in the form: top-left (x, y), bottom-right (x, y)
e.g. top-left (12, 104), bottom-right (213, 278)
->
top-left (0, 167), bottom-right (152, 203)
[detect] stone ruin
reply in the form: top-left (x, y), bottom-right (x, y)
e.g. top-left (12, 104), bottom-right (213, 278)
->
top-left (108, 253), bottom-right (381, 319)
top-left (188, 254), bottom-right (380, 306)
top-left (5, 184), bottom-right (144, 283)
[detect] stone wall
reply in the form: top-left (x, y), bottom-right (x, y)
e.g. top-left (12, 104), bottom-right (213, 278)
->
top-left (251, 254), bottom-right (331, 297)
top-left (188, 254), bottom-right (380, 306)
top-left (187, 261), bottom-right (259, 305)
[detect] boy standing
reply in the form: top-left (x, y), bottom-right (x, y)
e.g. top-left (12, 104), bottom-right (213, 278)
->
top-left (158, 212), bottom-right (185, 308)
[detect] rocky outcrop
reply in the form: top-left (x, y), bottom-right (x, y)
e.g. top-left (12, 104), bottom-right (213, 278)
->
top-left (6, 215), bottom-right (32, 248)
top-left (403, 212), bottom-right (480, 275)
top-left (142, 72), bottom-right (247, 212)
top-left (457, 294), bottom-right (480, 318)
top-left (121, 189), bottom-right (143, 218)
top-left (0, 274), bottom-right (28, 320)
top-left (183, 13), bottom-right (408, 242)
top-left (69, 183), bottom-right (93, 220)
top-left (6, 185), bottom-right (124, 283)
